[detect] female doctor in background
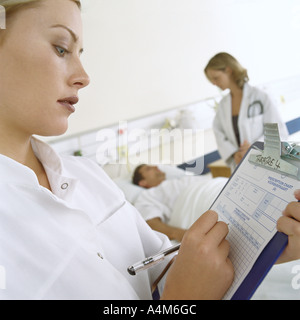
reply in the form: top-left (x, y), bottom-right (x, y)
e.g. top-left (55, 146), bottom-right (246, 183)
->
top-left (204, 52), bottom-right (288, 171)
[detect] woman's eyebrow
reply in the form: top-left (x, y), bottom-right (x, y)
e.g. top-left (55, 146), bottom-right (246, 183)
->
top-left (50, 24), bottom-right (84, 54)
top-left (50, 24), bottom-right (79, 42)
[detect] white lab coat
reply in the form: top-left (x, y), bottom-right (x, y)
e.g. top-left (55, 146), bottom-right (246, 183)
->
top-left (0, 138), bottom-right (172, 300)
top-left (213, 82), bottom-right (289, 169)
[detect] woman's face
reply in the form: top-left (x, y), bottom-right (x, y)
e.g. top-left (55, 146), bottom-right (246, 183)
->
top-left (0, 0), bottom-right (90, 137)
top-left (206, 68), bottom-right (232, 91)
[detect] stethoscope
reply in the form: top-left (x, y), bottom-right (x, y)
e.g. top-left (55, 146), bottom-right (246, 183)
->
top-left (247, 100), bottom-right (264, 118)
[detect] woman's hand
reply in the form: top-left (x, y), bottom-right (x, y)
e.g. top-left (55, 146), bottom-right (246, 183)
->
top-left (161, 210), bottom-right (234, 300)
top-left (277, 190), bottom-right (300, 264)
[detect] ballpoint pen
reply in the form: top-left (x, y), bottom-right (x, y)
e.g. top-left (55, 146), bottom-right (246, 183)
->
top-left (127, 243), bottom-right (180, 276)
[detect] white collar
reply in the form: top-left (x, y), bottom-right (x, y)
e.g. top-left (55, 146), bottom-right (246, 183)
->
top-left (0, 137), bottom-right (78, 201)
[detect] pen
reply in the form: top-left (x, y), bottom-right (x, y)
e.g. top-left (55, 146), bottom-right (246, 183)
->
top-left (127, 243), bottom-right (180, 276)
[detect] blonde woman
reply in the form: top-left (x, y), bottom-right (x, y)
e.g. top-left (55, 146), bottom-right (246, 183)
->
top-left (1, 1), bottom-right (299, 301)
top-left (204, 52), bottom-right (288, 170)
top-left (0, 0), bottom-right (236, 300)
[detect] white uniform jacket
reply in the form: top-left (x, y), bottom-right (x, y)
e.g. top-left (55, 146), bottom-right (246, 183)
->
top-left (0, 138), bottom-right (171, 300)
top-left (213, 82), bottom-right (289, 167)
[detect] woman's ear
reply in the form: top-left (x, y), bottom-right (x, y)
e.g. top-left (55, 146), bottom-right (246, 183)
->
top-left (225, 67), bottom-right (233, 76)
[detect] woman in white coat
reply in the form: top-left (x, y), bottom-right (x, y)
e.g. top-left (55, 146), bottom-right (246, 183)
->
top-left (204, 52), bottom-right (288, 171)
top-left (1, 1), bottom-right (299, 301)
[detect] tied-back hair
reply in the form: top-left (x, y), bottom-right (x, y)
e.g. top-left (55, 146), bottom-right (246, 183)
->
top-left (0, 0), bottom-right (81, 16)
top-left (204, 52), bottom-right (249, 89)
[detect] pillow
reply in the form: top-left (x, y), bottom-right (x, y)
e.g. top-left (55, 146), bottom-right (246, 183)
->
top-left (159, 164), bottom-right (187, 180)
top-left (113, 165), bottom-right (187, 204)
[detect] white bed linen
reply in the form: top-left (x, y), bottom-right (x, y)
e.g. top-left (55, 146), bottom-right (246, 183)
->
top-left (251, 259), bottom-right (300, 300)
top-left (134, 175), bottom-right (227, 227)
top-left (168, 177), bottom-right (228, 229)
top-left (114, 165), bottom-right (300, 300)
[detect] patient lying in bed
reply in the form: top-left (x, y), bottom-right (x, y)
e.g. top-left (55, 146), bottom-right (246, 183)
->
top-left (112, 164), bottom-right (300, 299)
top-left (130, 165), bottom-right (300, 299)
top-left (132, 164), bottom-right (227, 242)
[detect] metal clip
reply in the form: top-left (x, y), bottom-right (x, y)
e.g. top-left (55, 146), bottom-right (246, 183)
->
top-left (248, 123), bottom-right (300, 180)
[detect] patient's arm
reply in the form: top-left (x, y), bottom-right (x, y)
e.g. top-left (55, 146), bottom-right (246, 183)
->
top-left (147, 217), bottom-right (186, 242)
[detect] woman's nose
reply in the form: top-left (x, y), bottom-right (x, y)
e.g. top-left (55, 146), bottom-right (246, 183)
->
top-left (69, 60), bottom-right (90, 89)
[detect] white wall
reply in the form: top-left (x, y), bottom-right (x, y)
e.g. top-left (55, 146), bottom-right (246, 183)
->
top-left (63, 0), bottom-right (300, 137)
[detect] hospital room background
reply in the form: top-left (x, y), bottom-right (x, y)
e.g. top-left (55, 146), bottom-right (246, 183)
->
top-left (41, 0), bottom-right (300, 299)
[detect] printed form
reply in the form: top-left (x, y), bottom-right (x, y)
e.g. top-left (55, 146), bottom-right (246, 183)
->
top-left (211, 148), bottom-right (300, 300)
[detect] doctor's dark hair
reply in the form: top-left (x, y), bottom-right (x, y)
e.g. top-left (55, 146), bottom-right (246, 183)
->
top-left (204, 52), bottom-right (249, 89)
top-left (132, 164), bottom-right (146, 186)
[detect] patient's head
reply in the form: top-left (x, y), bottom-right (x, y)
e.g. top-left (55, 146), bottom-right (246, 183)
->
top-left (132, 164), bottom-right (166, 189)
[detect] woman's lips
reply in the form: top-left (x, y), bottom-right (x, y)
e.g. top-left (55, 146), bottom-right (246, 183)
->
top-left (57, 96), bottom-right (79, 113)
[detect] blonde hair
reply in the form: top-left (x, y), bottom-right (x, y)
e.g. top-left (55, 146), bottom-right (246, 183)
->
top-left (204, 52), bottom-right (249, 89)
top-left (0, 0), bottom-right (81, 18)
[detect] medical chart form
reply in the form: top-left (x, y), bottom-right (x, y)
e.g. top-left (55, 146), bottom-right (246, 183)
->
top-left (211, 148), bottom-right (300, 300)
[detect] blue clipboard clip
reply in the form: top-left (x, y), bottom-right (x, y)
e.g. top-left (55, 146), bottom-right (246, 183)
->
top-left (248, 123), bottom-right (300, 180)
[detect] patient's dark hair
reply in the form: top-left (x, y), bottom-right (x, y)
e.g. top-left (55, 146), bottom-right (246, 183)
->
top-left (132, 164), bottom-right (146, 186)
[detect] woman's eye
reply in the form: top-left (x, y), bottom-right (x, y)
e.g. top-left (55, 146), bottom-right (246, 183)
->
top-left (55, 46), bottom-right (67, 56)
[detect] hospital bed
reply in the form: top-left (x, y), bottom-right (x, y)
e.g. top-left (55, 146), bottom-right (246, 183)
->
top-left (112, 164), bottom-right (300, 300)
top-left (114, 164), bottom-right (227, 228)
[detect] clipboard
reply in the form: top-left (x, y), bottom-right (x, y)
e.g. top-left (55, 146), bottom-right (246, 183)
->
top-left (210, 123), bottom-right (300, 300)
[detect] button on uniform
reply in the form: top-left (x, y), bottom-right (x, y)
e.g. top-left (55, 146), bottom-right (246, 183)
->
top-left (61, 183), bottom-right (69, 190)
